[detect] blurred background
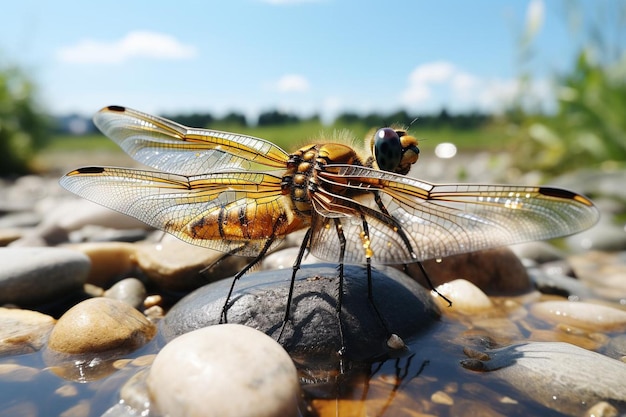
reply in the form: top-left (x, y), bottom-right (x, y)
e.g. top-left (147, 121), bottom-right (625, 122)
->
top-left (0, 0), bottom-right (624, 178)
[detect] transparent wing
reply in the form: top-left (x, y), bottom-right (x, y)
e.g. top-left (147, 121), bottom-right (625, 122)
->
top-left (93, 106), bottom-right (289, 175)
top-left (59, 166), bottom-right (290, 256)
top-left (310, 165), bottom-right (599, 264)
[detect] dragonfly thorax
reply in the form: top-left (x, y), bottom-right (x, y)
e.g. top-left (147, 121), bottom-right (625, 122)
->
top-left (281, 143), bottom-right (363, 214)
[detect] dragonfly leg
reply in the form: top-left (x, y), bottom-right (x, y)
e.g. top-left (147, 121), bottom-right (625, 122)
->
top-left (374, 192), bottom-right (452, 307)
top-left (277, 228), bottom-right (312, 342)
top-left (333, 218), bottom-right (347, 356)
top-left (361, 216), bottom-right (407, 350)
top-left (414, 262), bottom-right (452, 307)
top-left (220, 235), bottom-right (276, 324)
top-left (199, 244), bottom-right (248, 275)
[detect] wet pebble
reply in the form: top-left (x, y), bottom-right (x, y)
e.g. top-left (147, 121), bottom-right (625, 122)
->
top-left (104, 278), bottom-right (146, 310)
top-left (0, 308), bottom-right (55, 355)
top-left (531, 300), bottom-right (626, 332)
top-left (148, 324), bottom-right (299, 417)
top-left (405, 247), bottom-right (532, 295)
top-left (462, 342), bottom-right (626, 416)
top-left (0, 247), bottom-right (90, 306)
top-left (161, 264), bottom-right (440, 361)
top-left (433, 279), bottom-right (492, 313)
top-left (47, 297), bottom-right (156, 354)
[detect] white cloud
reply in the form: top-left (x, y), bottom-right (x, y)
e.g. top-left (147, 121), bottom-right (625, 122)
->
top-left (57, 31), bottom-right (197, 64)
top-left (270, 74), bottom-right (311, 93)
top-left (401, 61), bottom-right (553, 113)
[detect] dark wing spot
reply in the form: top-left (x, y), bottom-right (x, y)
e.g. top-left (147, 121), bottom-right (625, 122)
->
top-left (75, 167), bottom-right (106, 174)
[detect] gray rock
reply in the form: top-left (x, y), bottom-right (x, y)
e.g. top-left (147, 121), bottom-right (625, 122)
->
top-left (104, 278), bottom-right (146, 310)
top-left (0, 247), bottom-right (90, 306)
top-left (462, 342), bottom-right (626, 416)
top-left (161, 264), bottom-right (440, 362)
top-left (566, 216), bottom-right (626, 252)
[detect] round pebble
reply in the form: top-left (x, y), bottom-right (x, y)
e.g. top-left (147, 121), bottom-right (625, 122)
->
top-left (104, 278), bottom-right (146, 309)
top-left (147, 324), bottom-right (299, 417)
top-left (531, 300), bottom-right (626, 332)
top-left (48, 297), bottom-right (156, 354)
top-left (433, 279), bottom-right (493, 313)
top-left (0, 307), bottom-right (55, 355)
top-left (0, 247), bottom-right (90, 306)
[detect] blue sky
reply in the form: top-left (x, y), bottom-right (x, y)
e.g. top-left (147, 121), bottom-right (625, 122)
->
top-left (0, 0), bottom-right (598, 122)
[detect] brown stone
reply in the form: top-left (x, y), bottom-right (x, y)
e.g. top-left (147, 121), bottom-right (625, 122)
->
top-left (47, 297), bottom-right (155, 354)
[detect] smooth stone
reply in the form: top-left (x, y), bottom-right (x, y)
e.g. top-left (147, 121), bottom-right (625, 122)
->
top-left (0, 228), bottom-right (23, 246)
top-left (0, 211), bottom-right (41, 229)
top-left (0, 308), bottom-right (55, 355)
top-left (433, 279), bottom-right (492, 313)
top-left (527, 267), bottom-right (595, 299)
top-left (0, 363), bottom-right (39, 382)
top-left (135, 234), bottom-right (252, 291)
top-left (584, 401), bottom-right (619, 417)
top-left (148, 324), bottom-right (299, 417)
top-left (10, 197), bottom-right (149, 246)
top-left (68, 225), bottom-right (149, 244)
top-left (48, 297), bottom-right (156, 354)
top-left (566, 216), bottom-right (626, 252)
top-left (568, 251), bottom-right (626, 300)
top-left (53, 198), bottom-right (150, 232)
top-left (260, 247), bottom-right (325, 270)
top-left (405, 247), bottom-right (532, 295)
top-left (605, 335), bottom-right (626, 361)
top-left (531, 300), bottom-right (626, 332)
top-left (0, 247), bottom-right (90, 306)
top-left (104, 278), bottom-right (146, 310)
top-left (510, 241), bottom-right (567, 264)
top-left (161, 264), bottom-right (440, 361)
top-left (66, 242), bottom-right (138, 287)
top-left (461, 342), bottom-right (626, 416)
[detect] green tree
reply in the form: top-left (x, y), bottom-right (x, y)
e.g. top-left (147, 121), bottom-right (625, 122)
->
top-left (0, 65), bottom-right (49, 176)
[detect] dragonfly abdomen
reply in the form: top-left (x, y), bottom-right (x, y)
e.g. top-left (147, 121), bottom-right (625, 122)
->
top-left (184, 196), bottom-right (308, 242)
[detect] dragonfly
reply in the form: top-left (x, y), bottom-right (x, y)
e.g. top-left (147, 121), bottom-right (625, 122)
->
top-left (60, 106), bottom-right (599, 345)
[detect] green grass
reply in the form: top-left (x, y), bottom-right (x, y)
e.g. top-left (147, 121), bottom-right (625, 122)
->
top-left (44, 121), bottom-right (510, 156)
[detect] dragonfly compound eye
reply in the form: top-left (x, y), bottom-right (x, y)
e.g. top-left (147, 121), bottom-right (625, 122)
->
top-left (373, 128), bottom-right (403, 172)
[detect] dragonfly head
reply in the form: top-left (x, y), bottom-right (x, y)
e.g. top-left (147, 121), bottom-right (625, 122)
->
top-left (371, 127), bottom-right (420, 175)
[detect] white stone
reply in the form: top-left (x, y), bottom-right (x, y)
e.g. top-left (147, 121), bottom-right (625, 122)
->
top-left (148, 324), bottom-right (299, 417)
top-left (531, 300), bottom-right (626, 331)
top-left (433, 279), bottom-right (493, 313)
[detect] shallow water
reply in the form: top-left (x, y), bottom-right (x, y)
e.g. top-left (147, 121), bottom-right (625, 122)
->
top-left (2, 286), bottom-right (624, 417)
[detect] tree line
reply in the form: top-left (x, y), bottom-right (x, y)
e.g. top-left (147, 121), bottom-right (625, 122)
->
top-left (161, 108), bottom-right (490, 129)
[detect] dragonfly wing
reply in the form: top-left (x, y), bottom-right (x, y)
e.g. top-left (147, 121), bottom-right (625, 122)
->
top-left (93, 106), bottom-right (289, 175)
top-left (60, 167), bottom-right (287, 256)
top-left (312, 165), bottom-right (599, 264)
